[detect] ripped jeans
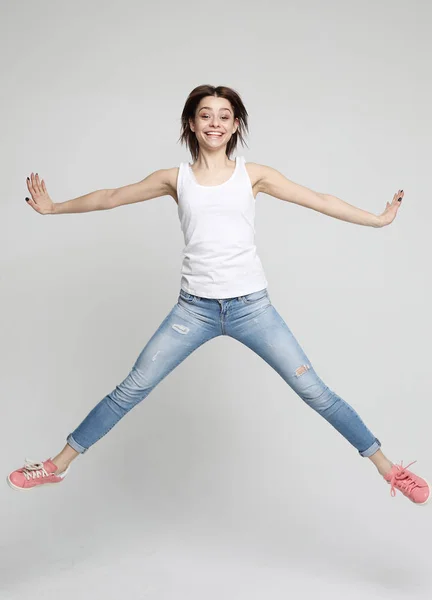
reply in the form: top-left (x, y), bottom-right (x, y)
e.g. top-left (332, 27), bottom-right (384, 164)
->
top-left (67, 288), bottom-right (381, 458)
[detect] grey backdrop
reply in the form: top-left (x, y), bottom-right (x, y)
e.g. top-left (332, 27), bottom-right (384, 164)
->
top-left (2, 0), bottom-right (431, 598)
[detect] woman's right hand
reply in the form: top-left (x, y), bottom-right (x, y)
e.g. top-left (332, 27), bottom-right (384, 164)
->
top-left (25, 172), bottom-right (55, 215)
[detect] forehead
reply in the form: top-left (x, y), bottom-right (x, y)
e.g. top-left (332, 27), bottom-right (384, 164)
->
top-left (197, 96), bottom-right (232, 111)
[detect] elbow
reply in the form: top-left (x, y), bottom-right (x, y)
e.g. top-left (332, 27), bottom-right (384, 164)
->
top-left (104, 189), bottom-right (116, 210)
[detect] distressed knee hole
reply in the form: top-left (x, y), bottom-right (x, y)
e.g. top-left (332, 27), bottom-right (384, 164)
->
top-left (295, 364), bottom-right (310, 377)
top-left (172, 323), bottom-right (189, 335)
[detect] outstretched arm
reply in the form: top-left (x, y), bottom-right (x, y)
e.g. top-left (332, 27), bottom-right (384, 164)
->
top-left (255, 164), bottom-right (404, 228)
top-left (25, 169), bottom-right (171, 215)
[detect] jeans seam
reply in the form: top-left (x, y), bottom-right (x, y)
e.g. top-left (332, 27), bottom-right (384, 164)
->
top-left (178, 297), bottom-right (197, 306)
top-left (177, 301), bottom-right (200, 316)
top-left (240, 291), bottom-right (269, 305)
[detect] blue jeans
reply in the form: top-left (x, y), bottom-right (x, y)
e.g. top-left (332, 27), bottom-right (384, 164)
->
top-left (67, 288), bottom-right (381, 458)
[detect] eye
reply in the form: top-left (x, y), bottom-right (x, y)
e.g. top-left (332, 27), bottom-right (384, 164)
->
top-left (200, 114), bottom-right (230, 120)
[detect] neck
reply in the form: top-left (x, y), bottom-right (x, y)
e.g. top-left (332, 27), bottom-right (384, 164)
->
top-left (191, 149), bottom-right (234, 170)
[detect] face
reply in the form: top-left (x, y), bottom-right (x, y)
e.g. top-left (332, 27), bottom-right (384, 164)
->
top-left (189, 96), bottom-right (239, 149)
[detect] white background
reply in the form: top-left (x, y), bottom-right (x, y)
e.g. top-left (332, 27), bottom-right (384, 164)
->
top-left (1, 0), bottom-right (431, 598)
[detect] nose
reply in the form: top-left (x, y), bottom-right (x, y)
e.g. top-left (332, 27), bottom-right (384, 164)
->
top-left (209, 116), bottom-right (221, 127)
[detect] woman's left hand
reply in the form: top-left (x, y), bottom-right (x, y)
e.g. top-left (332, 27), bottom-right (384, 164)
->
top-left (377, 189), bottom-right (404, 227)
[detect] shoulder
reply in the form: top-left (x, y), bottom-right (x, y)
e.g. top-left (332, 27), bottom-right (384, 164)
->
top-left (244, 161), bottom-right (275, 195)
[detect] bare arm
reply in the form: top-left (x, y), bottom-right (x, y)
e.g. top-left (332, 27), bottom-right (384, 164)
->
top-left (25, 169), bottom-right (171, 215)
top-left (255, 164), bottom-right (403, 228)
top-left (106, 169), bottom-right (171, 209)
top-left (53, 189), bottom-right (109, 214)
top-left (312, 192), bottom-right (381, 227)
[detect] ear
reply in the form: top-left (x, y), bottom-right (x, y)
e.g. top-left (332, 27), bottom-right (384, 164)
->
top-left (189, 117), bottom-right (195, 132)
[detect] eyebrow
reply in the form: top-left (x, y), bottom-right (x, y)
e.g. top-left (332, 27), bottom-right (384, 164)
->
top-left (198, 106), bottom-right (232, 113)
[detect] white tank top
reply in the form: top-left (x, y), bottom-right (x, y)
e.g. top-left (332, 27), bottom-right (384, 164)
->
top-left (176, 155), bottom-right (268, 299)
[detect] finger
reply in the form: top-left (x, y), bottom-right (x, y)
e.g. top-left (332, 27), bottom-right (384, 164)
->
top-left (27, 177), bottom-right (38, 201)
top-left (30, 172), bottom-right (39, 191)
top-left (34, 173), bottom-right (42, 194)
top-left (25, 197), bottom-right (40, 212)
top-left (41, 179), bottom-right (47, 193)
top-left (31, 173), bottom-right (42, 198)
top-left (35, 173), bottom-right (42, 192)
top-left (30, 172), bottom-right (37, 194)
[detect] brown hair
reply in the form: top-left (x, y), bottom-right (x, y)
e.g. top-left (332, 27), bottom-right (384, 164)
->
top-left (178, 84), bottom-right (249, 162)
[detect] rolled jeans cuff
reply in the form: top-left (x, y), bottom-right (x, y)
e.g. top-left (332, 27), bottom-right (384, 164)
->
top-left (359, 437), bottom-right (381, 458)
top-left (66, 433), bottom-right (88, 454)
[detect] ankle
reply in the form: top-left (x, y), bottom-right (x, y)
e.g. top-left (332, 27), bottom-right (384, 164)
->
top-left (379, 462), bottom-right (394, 477)
top-left (51, 459), bottom-right (70, 475)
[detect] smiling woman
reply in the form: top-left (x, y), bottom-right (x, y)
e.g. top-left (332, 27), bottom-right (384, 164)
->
top-left (10, 84), bottom-right (428, 509)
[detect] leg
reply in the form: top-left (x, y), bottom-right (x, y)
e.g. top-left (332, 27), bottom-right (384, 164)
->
top-left (368, 449), bottom-right (393, 476)
top-left (62, 299), bottom-right (218, 461)
top-left (228, 296), bottom-right (382, 459)
top-left (52, 444), bottom-right (79, 475)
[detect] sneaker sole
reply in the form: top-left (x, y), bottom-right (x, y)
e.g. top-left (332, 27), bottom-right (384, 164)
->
top-left (6, 474), bottom-right (67, 491)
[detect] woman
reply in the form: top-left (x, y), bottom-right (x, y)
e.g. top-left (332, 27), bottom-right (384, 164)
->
top-left (8, 84), bottom-right (430, 505)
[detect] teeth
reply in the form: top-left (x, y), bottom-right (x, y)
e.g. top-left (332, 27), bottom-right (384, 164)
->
top-left (206, 133), bottom-right (222, 136)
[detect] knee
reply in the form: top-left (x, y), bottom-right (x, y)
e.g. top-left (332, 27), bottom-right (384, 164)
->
top-left (304, 384), bottom-right (336, 410)
top-left (109, 366), bottom-right (155, 409)
top-left (295, 368), bottom-right (336, 410)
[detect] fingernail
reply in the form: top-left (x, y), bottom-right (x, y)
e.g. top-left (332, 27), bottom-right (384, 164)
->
top-left (25, 197), bottom-right (29, 202)
top-left (398, 197), bottom-right (402, 202)
top-left (27, 177), bottom-right (29, 181)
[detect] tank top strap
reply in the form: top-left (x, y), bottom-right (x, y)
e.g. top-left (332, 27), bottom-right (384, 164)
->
top-left (236, 155), bottom-right (252, 187)
top-left (236, 155), bottom-right (247, 173)
top-left (176, 161), bottom-right (189, 201)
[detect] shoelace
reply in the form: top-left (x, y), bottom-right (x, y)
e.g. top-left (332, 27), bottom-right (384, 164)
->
top-left (387, 460), bottom-right (419, 497)
top-left (20, 459), bottom-right (50, 481)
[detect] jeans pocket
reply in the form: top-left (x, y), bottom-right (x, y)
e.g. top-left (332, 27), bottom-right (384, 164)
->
top-left (179, 289), bottom-right (197, 303)
top-left (240, 288), bottom-right (269, 304)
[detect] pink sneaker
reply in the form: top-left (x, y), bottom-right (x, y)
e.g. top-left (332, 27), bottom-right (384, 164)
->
top-left (7, 458), bottom-right (69, 491)
top-left (383, 460), bottom-right (430, 505)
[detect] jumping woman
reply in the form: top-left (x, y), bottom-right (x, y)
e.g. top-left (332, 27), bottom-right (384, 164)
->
top-left (8, 84), bottom-right (430, 505)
